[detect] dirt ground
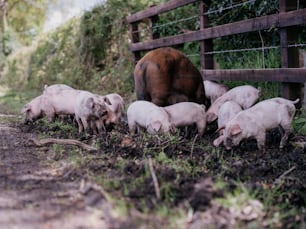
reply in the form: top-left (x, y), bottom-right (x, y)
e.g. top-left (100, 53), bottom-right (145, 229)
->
top-left (0, 116), bottom-right (126, 229)
top-left (0, 111), bottom-right (306, 228)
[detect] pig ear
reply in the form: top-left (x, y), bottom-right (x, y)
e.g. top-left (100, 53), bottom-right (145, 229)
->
top-left (207, 112), bottom-right (217, 122)
top-left (103, 97), bottom-right (112, 105)
top-left (231, 124), bottom-right (242, 136)
top-left (213, 135), bottom-right (224, 147)
top-left (21, 104), bottom-right (30, 113)
top-left (148, 121), bottom-right (161, 133)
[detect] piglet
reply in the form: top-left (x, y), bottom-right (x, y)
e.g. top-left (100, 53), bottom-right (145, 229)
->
top-left (43, 84), bottom-right (73, 94)
top-left (104, 93), bottom-right (125, 124)
top-left (206, 85), bottom-right (260, 123)
top-left (127, 101), bottom-right (176, 134)
top-left (40, 88), bottom-right (80, 122)
top-left (213, 101), bottom-right (242, 147)
top-left (219, 97), bottom-right (299, 151)
top-left (164, 102), bottom-right (206, 137)
top-left (74, 91), bottom-right (111, 134)
top-left (21, 95), bottom-right (44, 123)
top-left (203, 80), bottom-right (228, 104)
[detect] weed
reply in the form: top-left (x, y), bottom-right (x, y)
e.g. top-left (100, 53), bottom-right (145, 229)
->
top-left (293, 116), bottom-right (306, 135)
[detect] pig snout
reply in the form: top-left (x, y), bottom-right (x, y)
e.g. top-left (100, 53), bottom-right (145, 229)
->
top-left (97, 107), bottom-right (108, 119)
top-left (224, 138), bottom-right (233, 150)
top-left (105, 112), bottom-right (117, 125)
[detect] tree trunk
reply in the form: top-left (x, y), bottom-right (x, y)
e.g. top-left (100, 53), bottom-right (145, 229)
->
top-left (0, 0), bottom-right (7, 56)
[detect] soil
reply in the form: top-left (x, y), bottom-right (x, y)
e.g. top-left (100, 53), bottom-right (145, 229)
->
top-left (0, 113), bottom-right (305, 229)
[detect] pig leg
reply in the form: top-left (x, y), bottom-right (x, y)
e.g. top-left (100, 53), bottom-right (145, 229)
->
top-left (95, 119), bottom-right (106, 133)
top-left (197, 121), bottom-right (206, 138)
top-left (44, 108), bottom-right (56, 122)
top-left (90, 120), bottom-right (98, 135)
top-left (80, 117), bottom-right (90, 134)
top-left (279, 124), bottom-right (293, 149)
top-left (75, 116), bottom-right (84, 133)
top-left (255, 131), bottom-right (266, 151)
top-left (167, 93), bottom-right (188, 104)
top-left (151, 96), bottom-right (168, 107)
top-left (128, 120), bottom-right (137, 134)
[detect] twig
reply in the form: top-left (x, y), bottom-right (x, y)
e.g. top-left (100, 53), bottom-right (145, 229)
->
top-left (148, 156), bottom-right (161, 200)
top-left (190, 134), bottom-right (198, 158)
top-left (274, 166), bottom-right (296, 185)
top-left (29, 137), bottom-right (98, 152)
top-left (0, 114), bottom-right (16, 117)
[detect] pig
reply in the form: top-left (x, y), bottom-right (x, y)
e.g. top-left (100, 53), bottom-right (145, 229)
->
top-left (133, 47), bottom-right (208, 107)
top-left (74, 91), bottom-right (111, 134)
top-left (39, 88), bottom-right (80, 122)
top-left (91, 94), bottom-right (119, 134)
top-left (21, 88), bottom-right (79, 123)
top-left (43, 84), bottom-right (73, 94)
top-left (104, 93), bottom-right (125, 125)
top-left (203, 80), bottom-right (228, 104)
top-left (127, 100), bottom-right (176, 134)
top-left (213, 101), bottom-right (242, 147)
top-left (206, 85), bottom-right (260, 123)
top-left (218, 97), bottom-right (299, 151)
top-left (21, 95), bottom-right (44, 123)
top-left (164, 102), bottom-right (207, 137)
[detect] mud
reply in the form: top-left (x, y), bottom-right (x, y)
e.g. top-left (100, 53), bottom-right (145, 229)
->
top-left (0, 115), bottom-right (305, 228)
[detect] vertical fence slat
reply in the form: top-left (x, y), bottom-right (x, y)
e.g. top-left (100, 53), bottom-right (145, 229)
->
top-left (199, 1), bottom-right (213, 77)
top-left (149, 15), bottom-right (160, 40)
top-left (279, 0), bottom-right (302, 108)
top-left (130, 23), bottom-right (141, 64)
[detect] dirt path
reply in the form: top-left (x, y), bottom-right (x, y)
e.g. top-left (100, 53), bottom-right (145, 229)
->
top-left (0, 117), bottom-right (120, 229)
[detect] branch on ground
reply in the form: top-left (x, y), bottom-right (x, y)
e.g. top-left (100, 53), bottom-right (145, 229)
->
top-left (28, 137), bottom-right (98, 152)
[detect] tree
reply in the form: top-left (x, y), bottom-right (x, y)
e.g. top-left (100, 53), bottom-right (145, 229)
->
top-left (0, 0), bottom-right (55, 58)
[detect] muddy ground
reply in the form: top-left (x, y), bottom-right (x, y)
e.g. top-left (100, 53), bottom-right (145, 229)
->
top-left (0, 111), bottom-right (305, 228)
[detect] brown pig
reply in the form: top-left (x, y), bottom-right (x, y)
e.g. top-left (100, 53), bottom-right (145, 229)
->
top-left (133, 47), bottom-right (208, 107)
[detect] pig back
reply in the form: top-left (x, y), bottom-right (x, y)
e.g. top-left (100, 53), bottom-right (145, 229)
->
top-left (133, 47), bottom-right (207, 107)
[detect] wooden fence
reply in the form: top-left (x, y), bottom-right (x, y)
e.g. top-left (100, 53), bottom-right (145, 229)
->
top-left (126, 0), bottom-right (306, 106)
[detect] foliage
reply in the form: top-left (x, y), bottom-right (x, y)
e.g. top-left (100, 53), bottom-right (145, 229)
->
top-left (3, 0), bottom-right (51, 45)
top-left (1, 0), bottom-right (168, 96)
top-left (293, 116), bottom-right (306, 135)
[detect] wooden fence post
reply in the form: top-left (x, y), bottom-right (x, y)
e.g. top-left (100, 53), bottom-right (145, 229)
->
top-left (149, 15), bottom-right (160, 40)
top-left (130, 22), bottom-right (141, 65)
top-left (279, 0), bottom-right (302, 108)
top-left (199, 1), bottom-right (213, 79)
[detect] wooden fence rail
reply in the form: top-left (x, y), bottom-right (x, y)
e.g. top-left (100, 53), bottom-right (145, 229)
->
top-left (126, 0), bottom-right (306, 106)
